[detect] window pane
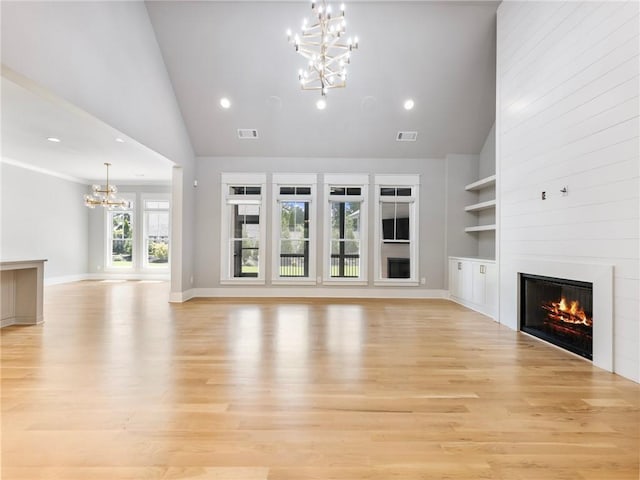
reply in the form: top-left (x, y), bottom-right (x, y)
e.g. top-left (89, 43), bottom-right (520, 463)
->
top-left (111, 212), bottom-right (132, 267)
top-left (146, 211), bottom-right (169, 266)
top-left (346, 187), bottom-right (361, 195)
top-left (397, 187), bottom-right (412, 196)
top-left (245, 186), bottom-right (261, 195)
top-left (296, 187), bottom-right (311, 195)
top-left (144, 200), bottom-right (169, 210)
top-left (330, 187), bottom-right (346, 196)
top-left (232, 204), bottom-right (260, 277)
top-left (330, 240), bottom-right (341, 256)
top-left (344, 240), bottom-right (359, 255)
top-left (231, 186), bottom-right (245, 195)
top-left (380, 187), bottom-right (396, 196)
top-left (280, 186), bottom-right (295, 195)
top-left (343, 202), bottom-right (360, 240)
top-left (381, 203), bottom-right (396, 240)
top-left (281, 239), bottom-right (306, 255)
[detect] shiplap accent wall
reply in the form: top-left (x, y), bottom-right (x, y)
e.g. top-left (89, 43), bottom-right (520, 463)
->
top-left (497, 1), bottom-right (639, 382)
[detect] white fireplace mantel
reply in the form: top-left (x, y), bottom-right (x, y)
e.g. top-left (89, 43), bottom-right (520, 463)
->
top-left (500, 258), bottom-right (613, 372)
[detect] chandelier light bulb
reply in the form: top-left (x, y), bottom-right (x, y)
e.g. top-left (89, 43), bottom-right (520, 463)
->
top-left (220, 97), bottom-right (231, 109)
top-left (404, 99), bottom-right (415, 110)
top-left (316, 98), bottom-right (327, 110)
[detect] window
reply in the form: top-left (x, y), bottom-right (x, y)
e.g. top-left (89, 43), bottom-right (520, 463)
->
top-left (106, 198), bottom-right (135, 269)
top-left (143, 198), bottom-right (170, 269)
top-left (374, 175), bottom-right (419, 285)
top-left (323, 174), bottom-right (368, 283)
top-left (221, 173), bottom-right (266, 283)
top-left (272, 174), bottom-right (317, 283)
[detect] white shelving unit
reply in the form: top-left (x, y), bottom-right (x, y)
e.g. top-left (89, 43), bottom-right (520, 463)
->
top-left (465, 224), bottom-right (496, 233)
top-left (464, 175), bottom-right (496, 232)
top-left (464, 199), bottom-right (496, 212)
top-left (464, 174), bottom-right (496, 192)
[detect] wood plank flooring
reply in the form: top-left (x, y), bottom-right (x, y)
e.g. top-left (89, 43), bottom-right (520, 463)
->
top-left (2, 280), bottom-right (638, 479)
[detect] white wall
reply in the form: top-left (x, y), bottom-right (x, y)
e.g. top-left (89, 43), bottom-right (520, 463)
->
top-left (497, 1), bottom-right (639, 381)
top-left (194, 157), bottom-right (450, 292)
top-left (0, 163), bottom-right (88, 283)
top-left (445, 154), bottom-right (480, 272)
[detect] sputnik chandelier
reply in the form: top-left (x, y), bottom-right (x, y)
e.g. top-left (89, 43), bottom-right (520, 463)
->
top-left (287, 0), bottom-right (359, 99)
top-left (84, 163), bottom-right (131, 210)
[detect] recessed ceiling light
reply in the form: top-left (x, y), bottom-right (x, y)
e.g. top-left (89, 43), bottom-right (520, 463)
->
top-left (220, 97), bottom-right (231, 109)
top-left (115, 137), bottom-right (125, 143)
top-left (47, 137), bottom-right (61, 143)
top-left (404, 99), bottom-right (415, 110)
top-left (316, 98), bottom-right (327, 110)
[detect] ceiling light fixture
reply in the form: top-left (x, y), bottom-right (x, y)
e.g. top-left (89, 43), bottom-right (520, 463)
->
top-left (84, 163), bottom-right (131, 210)
top-left (404, 99), bottom-right (415, 110)
top-left (287, 1), bottom-right (358, 99)
top-left (115, 137), bottom-right (125, 143)
top-left (47, 137), bottom-right (61, 143)
top-left (220, 97), bottom-right (231, 109)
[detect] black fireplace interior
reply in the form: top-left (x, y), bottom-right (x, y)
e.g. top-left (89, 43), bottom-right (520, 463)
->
top-left (520, 274), bottom-right (593, 360)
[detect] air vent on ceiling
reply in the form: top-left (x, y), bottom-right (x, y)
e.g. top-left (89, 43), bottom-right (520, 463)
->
top-left (396, 131), bottom-right (418, 142)
top-left (237, 129), bottom-right (259, 139)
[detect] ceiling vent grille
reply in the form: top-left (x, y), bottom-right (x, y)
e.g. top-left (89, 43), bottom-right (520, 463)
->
top-left (396, 131), bottom-right (418, 142)
top-left (237, 129), bottom-right (259, 139)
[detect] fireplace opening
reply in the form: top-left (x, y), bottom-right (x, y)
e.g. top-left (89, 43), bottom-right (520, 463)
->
top-left (520, 274), bottom-right (593, 360)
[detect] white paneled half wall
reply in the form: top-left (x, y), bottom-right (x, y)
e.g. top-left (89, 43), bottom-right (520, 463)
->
top-left (496, 1), bottom-right (639, 382)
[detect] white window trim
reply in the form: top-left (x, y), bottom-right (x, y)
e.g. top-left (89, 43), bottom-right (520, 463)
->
top-left (272, 173), bottom-right (317, 285)
top-left (104, 193), bottom-right (136, 271)
top-left (374, 174), bottom-right (420, 286)
top-left (323, 173), bottom-right (369, 285)
top-left (141, 193), bottom-right (170, 271)
top-left (220, 173), bottom-right (267, 285)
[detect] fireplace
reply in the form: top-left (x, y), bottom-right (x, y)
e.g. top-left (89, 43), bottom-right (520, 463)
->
top-left (520, 274), bottom-right (593, 360)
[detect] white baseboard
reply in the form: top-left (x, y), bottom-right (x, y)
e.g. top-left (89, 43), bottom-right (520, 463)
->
top-left (45, 274), bottom-right (90, 286)
top-left (85, 273), bottom-right (170, 281)
top-left (187, 287), bottom-right (449, 300)
top-left (449, 294), bottom-right (497, 320)
top-left (44, 273), bottom-right (170, 286)
top-left (169, 289), bottom-right (196, 303)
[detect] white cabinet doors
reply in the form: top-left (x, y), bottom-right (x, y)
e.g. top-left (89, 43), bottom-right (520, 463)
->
top-left (448, 257), bottom-right (497, 320)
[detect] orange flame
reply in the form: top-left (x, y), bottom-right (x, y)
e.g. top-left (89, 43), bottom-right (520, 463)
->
top-left (549, 297), bottom-right (591, 326)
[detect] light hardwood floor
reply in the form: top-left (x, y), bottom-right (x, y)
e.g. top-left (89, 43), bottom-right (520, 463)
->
top-left (1, 280), bottom-right (638, 479)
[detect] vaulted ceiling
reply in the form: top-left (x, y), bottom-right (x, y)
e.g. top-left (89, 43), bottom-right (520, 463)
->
top-left (146, 0), bottom-right (498, 159)
top-left (1, 1), bottom-right (497, 183)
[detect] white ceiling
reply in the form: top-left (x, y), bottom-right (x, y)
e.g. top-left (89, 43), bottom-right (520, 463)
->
top-left (145, 0), bottom-right (498, 159)
top-left (1, 1), bottom-right (497, 184)
top-left (1, 71), bottom-right (174, 184)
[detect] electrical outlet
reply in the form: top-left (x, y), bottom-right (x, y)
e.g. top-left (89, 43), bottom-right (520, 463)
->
top-left (420, 277), bottom-right (426, 285)
top-left (190, 275), bottom-right (194, 285)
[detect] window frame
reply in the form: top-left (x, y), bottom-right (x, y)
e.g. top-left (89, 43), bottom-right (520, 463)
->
top-left (374, 174), bottom-right (420, 286)
top-left (323, 173), bottom-right (369, 285)
top-left (141, 194), bottom-right (170, 271)
top-left (104, 194), bottom-right (136, 271)
top-left (272, 174), bottom-right (317, 285)
top-left (220, 173), bottom-right (267, 284)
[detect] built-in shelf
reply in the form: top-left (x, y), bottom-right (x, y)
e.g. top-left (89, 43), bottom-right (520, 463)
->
top-left (464, 174), bottom-right (496, 191)
top-left (465, 224), bottom-right (497, 232)
top-left (464, 199), bottom-right (496, 212)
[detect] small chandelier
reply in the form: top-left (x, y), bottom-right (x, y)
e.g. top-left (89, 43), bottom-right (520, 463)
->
top-left (84, 162), bottom-right (131, 210)
top-left (287, 1), bottom-right (359, 97)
